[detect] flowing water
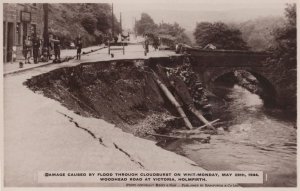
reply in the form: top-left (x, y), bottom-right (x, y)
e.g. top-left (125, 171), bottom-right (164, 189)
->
top-left (169, 83), bottom-right (297, 187)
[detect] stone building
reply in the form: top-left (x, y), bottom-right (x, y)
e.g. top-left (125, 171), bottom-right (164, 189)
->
top-left (3, 3), bottom-right (44, 63)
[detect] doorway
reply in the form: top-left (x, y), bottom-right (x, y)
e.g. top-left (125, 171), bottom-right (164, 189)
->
top-left (6, 22), bottom-right (14, 62)
top-left (23, 22), bottom-right (28, 43)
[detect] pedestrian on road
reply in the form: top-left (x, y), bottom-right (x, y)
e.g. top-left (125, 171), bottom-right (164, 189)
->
top-left (76, 37), bottom-right (82, 60)
top-left (38, 36), bottom-right (43, 61)
top-left (49, 35), bottom-right (61, 62)
top-left (48, 34), bottom-right (54, 60)
top-left (144, 36), bottom-right (149, 56)
top-left (32, 34), bottom-right (40, 64)
top-left (23, 36), bottom-right (32, 64)
top-left (53, 35), bottom-right (61, 62)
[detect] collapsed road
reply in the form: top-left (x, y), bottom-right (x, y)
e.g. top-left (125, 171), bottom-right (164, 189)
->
top-left (24, 57), bottom-right (218, 142)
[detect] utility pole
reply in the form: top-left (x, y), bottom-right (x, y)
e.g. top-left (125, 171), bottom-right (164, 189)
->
top-left (111, 3), bottom-right (114, 37)
top-left (42, 3), bottom-right (49, 60)
top-left (120, 12), bottom-right (123, 34)
top-left (134, 17), bottom-right (137, 37)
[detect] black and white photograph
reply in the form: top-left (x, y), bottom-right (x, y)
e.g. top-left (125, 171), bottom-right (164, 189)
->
top-left (2, 0), bottom-right (298, 190)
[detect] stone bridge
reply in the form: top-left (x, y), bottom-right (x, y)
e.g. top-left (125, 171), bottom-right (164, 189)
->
top-left (185, 48), bottom-right (287, 107)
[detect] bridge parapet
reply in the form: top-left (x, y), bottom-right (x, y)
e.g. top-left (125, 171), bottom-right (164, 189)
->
top-left (185, 47), bottom-right (270, 57)
top-left (185, 48), bottom-right (270, 68)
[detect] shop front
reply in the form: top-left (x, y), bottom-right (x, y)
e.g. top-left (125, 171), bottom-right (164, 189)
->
top-left (3, 3), bottom-right (42, 63)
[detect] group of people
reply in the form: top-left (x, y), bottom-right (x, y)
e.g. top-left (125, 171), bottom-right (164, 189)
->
top-left (23, 35), bottom-right (41, 64)
top-left (22, 34), bottom-right (83, 64)
top-left (143, 34), bottom-right (160, 56)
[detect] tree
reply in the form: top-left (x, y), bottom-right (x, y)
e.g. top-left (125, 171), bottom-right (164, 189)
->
top-left (193, 22), bottom-right (249, 50)
top-left (134, 13), bottom-right (191, 46)
top-left (135, 13), bottom-right (157, 35)
top-left (95, 12), bottom-right (110, 33)
top-left (81, 13), bottom-right (97, 34)
top-left (112, 15), bottom-right (122, 35)
top-left (265, 3), bottom-right (296, 111)
top-left (79, 4), bottom-right (120, 35)
top-left (158, 22), bottom-right (191, 44)
top-left (270, 3), bottom-right (296, 69)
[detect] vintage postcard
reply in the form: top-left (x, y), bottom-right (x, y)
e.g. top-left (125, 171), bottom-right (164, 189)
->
top-left (2, 0), bottom-right (298, 190)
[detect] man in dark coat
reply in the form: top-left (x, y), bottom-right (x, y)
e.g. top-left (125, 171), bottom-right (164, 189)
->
top-left (23, 36), bottom-right (32, 64)
top-left (76, 37), bottom-right (82, 60)
top-left (53, 35), bottom-right (61, 62)
top-left (32, 35), bottom-right (40, 64)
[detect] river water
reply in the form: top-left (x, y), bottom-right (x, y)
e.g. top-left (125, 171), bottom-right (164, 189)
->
top-left (167, 83), bottom-right (297, 187)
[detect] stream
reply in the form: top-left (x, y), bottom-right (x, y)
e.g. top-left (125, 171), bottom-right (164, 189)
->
top-left (167, 82), bottom-right (297, 187)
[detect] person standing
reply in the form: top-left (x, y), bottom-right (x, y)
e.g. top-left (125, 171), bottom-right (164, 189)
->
top-left (53, 36), bottom-right (61, 62)
top-left (76, 37), bottom-right (82, 60)
top-left (48, 34), bottom-right (54, 60)
top-left (23, 36), bottom-right (32, 64)
top-left (32, 35), bottom-right (40, 64)
top-left (38, 36), bottom-right (43, 61)
top-left (49, 35), bottom-right (60, 62)
top-left (144, 35), bottom-right (149, 56)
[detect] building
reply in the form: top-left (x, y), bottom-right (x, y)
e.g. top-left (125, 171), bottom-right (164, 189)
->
top-left (3, 3), bottom-right (44, 63)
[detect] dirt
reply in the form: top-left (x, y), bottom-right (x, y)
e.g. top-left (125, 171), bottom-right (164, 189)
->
top-left (24, 58), bottom-right (212, 140)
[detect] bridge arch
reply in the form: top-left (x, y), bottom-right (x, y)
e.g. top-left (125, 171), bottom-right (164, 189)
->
top-left (186, 48), bottom-right (292, 108)
top-left (206, 67), bottom-right (277, 105)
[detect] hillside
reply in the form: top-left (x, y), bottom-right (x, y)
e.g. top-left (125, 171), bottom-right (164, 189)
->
top-left (47, 3), bottom-right (119, 48)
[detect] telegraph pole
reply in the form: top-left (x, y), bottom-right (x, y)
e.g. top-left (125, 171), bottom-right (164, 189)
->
top-left (111, 3), bottom-right (114, 37)
top-left (120, 12), bottom-right (123, 34)
top-left (134, 17), bottom-right (137, 37)
top-left (42, 3), bottom-right (49, 60)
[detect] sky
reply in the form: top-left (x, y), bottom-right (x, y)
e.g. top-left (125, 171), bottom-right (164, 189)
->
top-left (112, 0), bottom-right (297, 31)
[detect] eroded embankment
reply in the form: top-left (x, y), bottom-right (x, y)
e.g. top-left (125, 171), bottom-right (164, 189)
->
top-left (25, 57), bottom-right (211, 140)
top-left (24, 58), bottom-right (213, 140)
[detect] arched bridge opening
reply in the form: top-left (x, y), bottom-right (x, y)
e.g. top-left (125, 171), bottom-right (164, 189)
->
top-left (209, 69), bottom-right (277, 106)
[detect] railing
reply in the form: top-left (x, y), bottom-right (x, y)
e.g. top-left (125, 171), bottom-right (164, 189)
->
top-left (108, 42), bottom-right (127, 56)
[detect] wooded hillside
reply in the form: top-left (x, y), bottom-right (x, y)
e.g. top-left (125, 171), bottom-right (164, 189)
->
top-left (47, 3), bottom-right (120, 48)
